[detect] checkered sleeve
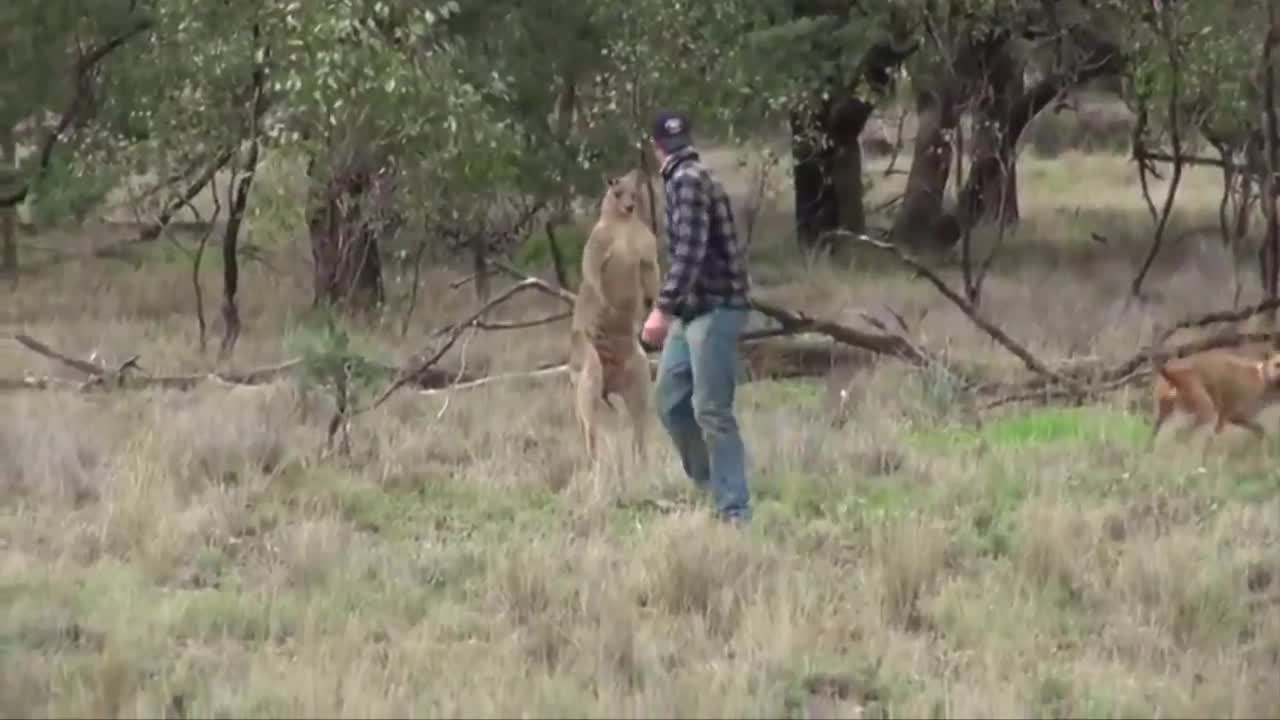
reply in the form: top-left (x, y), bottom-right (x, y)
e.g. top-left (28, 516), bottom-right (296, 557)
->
top-left (656, 169), bottom-right (710, 316)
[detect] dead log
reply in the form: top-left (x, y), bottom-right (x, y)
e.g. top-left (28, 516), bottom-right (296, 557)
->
top-left (740, 335), bottom-right (877, 381)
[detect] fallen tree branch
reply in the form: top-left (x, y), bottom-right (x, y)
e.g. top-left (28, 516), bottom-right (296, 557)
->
top-left (12, 334), bottom-right (106, 376)
top-left (839, 231), bottom-right (1081, 393)
top-left (1135, 149), bottom-right (1248, 173)
top-left (1156, 296), bottom-right (1280, 342)
top-left (416, 363), bottom-right (571, 396)
top-left (491, 257), bottom-right (956, 373)
top-left (747, 297), bottom-right (935, 368)
top-left (6, 333), bottom-right (303, 390)
top-left (983, 330), bottom-right (1280, 408)
top-left (474, 311), bottom-right (571, 331)
top-left (361, 276), bottom-right (571, 413)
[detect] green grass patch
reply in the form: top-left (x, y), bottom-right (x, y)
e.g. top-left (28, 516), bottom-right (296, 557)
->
top-left (909, 406), bottom-right (1149, 452)
top-left (742, 378), bottom-right (825, 412)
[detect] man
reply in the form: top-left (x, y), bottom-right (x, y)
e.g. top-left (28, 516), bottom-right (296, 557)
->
top-left (640, 110), bottom-right (753, 524)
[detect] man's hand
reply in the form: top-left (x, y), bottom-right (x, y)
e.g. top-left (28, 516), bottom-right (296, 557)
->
top-left (641, 308), bottom-right (672, 348)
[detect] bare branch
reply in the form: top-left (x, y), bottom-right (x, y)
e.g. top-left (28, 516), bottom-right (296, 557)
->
top-left (416, 364), bottom-right (572, 397)
top-left (840, 231), bottom-right (1078, 391)
top-left (0, 17), bottom-right (155, 209)
top-left (1131, 9), bottom-right (1186, 299)
top-left (12, 334), bottom-right (105, 376)
top-left (362, 276), bottom-right (571, 413)
top-left (5, 333), bottom-right (302, 391)
top-left (194, 170), bottom-right (222, 352)
top-left (1157, 297), bottom-right (1280, 342)
top-left (474, 311), bottom-right (572, 331)
top-left (1261, 7), bottom-right (1280, 323)
top-left (219, 24), bottom-right (270, 361)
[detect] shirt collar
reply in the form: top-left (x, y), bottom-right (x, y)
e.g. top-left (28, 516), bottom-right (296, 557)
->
top-left (660, 146), bottom-right (699, 179)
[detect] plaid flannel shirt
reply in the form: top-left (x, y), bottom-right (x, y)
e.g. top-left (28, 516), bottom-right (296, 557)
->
top-left (656, 147), bottom-right (751, 320)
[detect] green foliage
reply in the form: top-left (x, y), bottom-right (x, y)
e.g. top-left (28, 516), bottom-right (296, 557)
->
top-left (1120, 0), bottom-right (1265, 143)
top-left (511, 223), bottom-right (589, 284)
top-left (287, 307), bottom-right (386, 404)
top-left (909, 406), bottom-right (1149, 453)
top-left (23, 147), bottom-right (118, 227)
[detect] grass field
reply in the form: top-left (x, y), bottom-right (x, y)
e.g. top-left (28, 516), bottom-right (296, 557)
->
top-left (3, 106), bottom-right (1280, 718)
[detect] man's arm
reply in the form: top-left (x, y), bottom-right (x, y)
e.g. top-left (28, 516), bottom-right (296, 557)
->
top-left (655, 170), bottom-right (710, 316)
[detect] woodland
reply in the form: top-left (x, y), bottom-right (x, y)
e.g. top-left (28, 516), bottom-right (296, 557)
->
top-left (3, 0), bottom-right (1280, 717)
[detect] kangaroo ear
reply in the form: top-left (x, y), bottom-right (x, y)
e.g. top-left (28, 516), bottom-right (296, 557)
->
top-left (606, 176), bottom-right (618, 188)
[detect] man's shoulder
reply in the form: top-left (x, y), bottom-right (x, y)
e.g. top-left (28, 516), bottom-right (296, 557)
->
top-left (670, 159), bottom-right (710, 182)
top-left (669, 160), bottom-right (717, 198)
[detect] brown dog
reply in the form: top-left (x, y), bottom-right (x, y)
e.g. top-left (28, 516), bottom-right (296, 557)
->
top-left (1150, 348), bottom-right (1280, 450)
top-left (568, 170), bottom-right (661, 462)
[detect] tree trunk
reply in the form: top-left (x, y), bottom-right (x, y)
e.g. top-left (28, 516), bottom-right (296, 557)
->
top-left (790, 107), bottom-right (838, 251)
top-left (891, 86), bottom-right (960, 251)
top-left (959, 44), bottom-right (1024, 229)
top-left (1261, 4), bottom-right (1280, 325)
top-left (1, 126), bottom-right (15, 284)
top-left (307, 158), bottom-right (388, 312)
top-left (791, 95), bottom-right (872, 257)
top-left (955, 31), bottom-right (1124, 232)
top-left (828, 97), bottom-right (871, 235)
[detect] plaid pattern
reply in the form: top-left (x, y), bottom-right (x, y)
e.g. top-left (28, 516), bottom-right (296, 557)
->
top-left (656, 147), bottom-right (751, 320)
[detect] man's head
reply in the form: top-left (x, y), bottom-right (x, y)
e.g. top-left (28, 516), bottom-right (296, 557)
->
top-left (650, 110), bottom-right (692, 162)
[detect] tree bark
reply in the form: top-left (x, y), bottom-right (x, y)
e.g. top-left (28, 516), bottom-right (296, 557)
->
top-left (790, 93), bottom-right (877, 255)
top-left (891, 86), bottom-right (961, 251)
top-left (959, 44), bottom-right (1023, 229)
top-left (829, 97), bottom-right (871, 235)
top-left (1261, 4), bottom-right (1280, 324)
top-left (784, 8), bottom-right (917, 252)
top-left (306, 158), bottom-right (389, 312)
top-left (1, 125), bottom-right (15, 283)
top-left (790, 107), bottom-right (838, 252)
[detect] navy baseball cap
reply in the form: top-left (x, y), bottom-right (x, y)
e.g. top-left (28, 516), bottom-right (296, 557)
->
top-left (652, 111), bottom-right (692, 152)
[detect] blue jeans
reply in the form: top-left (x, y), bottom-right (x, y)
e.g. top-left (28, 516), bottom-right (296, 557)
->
top-left (655, 306), bottom-right (751, 522)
